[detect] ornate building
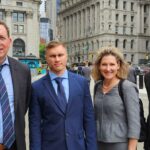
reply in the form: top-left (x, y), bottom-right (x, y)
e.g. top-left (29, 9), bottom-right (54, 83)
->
top-left (58, 0), bottom-right (150, 64)
top-left (0, 0), bottom-right (40, 58)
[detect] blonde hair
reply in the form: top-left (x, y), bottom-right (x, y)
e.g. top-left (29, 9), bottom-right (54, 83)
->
top-left (45, 40), bottom-right (66, 52)
top-left (92, 46), bottom-right (129, 81)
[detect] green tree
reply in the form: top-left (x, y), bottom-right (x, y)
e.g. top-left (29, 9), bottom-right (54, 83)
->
top-left (39, 43), bottom-right (46, 64)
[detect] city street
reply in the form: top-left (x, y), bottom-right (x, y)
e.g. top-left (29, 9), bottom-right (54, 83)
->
top-left (25, 75), bottom-right (149, 150)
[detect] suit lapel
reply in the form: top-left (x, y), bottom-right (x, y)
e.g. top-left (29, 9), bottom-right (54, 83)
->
top-left (43, 74), bottom-right (66, 115)
top-left (8, 57), bottom-right (18, 112)
top-left (66, 72), bottom-right (78, 113)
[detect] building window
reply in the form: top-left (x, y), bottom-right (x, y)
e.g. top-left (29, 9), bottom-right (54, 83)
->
top-left (131, 16), bottom-right (134, 22)
top-left (0, 11), bottom-right (5, 20)
top-left (144, 17), bottom-right (147, 24)
top-left (109, 24), bottom-right (111, 30)
top-left (13, 24), bottom-right (24, 33)
top-left (16, 2), bottom-right (23, 6)
top-left (131, 40), bottom-right (134, 49)
top-left (14, 25), bottom-right (18, 33)
top-left (124, 54), bottom-right (127, 59)
top-left (146, 40), bottom-right (149, 50)
top-left (123, 1), bottom-right (126, 10)
top-left (123, 26), bottom-right (126, 34)
top-left (123, 15), bottom-right (127, 22)
top-left (108, 0), bottom-right (111, 6)
top-left (131, 2), bottom-right (134, 11)
top-left (144, 5), bottom-right (148, 13)
top-left (19, 25), bottom-right (24, 33)
top-left (115, 25), bottom-right (118, 34)
top-left (13, 39), bottom-right (25, 57)
top-left (131, 27), bottom-right (133, 35)
top-left (123, 39), bottom-right (127, 49)
top-left (115, 39), bottom-right (119, 47)
top-left (131, 54), bottom-right (134, 62)
top-left (116, 14), bottom-right (119, 21)
top-left (13, 12), bottom-right (24, 22)
top-left (144, 28), bottom-right (147, 34)
top-left (115, 0), bottom-right (119, 9)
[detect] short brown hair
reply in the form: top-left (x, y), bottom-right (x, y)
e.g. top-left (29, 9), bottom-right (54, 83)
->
top-left (92, 46), bottom-right (129, 81)
top-left (0, 21), bottom-right (10, 37)
top-left (46, 41), bottom-right (66, 52)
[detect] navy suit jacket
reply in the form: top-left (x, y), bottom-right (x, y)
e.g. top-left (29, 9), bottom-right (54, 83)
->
top-left (29, 71), bottom-right (97, 150)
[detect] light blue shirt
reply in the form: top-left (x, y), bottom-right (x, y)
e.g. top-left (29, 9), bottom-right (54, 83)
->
top-left (0, 57), bottom-right (14, 143)
top-left (49, 70), bottom-right (69, 102)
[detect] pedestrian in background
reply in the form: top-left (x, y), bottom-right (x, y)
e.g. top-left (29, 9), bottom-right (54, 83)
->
top-left (0, 21), bottom-right (31, 150)
top-left (82, 61), bottom-right (92, 85)
top-left (92, 46), bottom-right (140, 150)
top-left (29, 41), bottom-right (97, 150)
top-left (127, 61), bottom-right (137, 84)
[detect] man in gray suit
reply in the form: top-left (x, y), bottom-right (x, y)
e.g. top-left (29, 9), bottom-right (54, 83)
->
top-left (127, 62), bottom-right (137, 84)
top-left (82, 61), bottom-right (92, 85)
top-left (0, 21), bottom-right (31, 150)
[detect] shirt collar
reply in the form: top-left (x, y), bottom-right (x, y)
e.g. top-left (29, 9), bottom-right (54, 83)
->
top-left (49, 70), bottom-right (68, 81)
top-left (1, 56), bottom-right (9, 65)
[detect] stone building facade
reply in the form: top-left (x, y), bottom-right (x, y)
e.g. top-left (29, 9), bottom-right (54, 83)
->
top-left (58, 0), bottom-right (150, 64)
top-left (0, 0), bottom-right (40, 58)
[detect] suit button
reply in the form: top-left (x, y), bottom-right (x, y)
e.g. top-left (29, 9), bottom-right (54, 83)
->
top-left (66, 133), bottom-right (69, 137)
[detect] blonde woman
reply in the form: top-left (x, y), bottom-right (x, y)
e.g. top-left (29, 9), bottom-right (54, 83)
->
top-left (92, 46), bottom-right (140, 150)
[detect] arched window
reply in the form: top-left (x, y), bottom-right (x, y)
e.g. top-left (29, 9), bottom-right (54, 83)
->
top-left (115, 39), bottom-right (119, 47)
top-left (13, 39), bottom-right (25, 57)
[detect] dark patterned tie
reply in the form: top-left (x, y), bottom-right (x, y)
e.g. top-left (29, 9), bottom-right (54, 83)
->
top-left (55, 77), bottom-right (67, 113)
top-left (0, 65), bottom-right (15, 148)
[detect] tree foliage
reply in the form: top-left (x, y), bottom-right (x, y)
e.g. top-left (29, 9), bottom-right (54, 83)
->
top-left (39, 43), bottom-right (46, 64)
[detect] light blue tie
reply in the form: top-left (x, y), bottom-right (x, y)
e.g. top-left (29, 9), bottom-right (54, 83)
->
top-left (55, 77), bottom-right (67, 113)
top-left (0, 65), bottom-right (15, 148)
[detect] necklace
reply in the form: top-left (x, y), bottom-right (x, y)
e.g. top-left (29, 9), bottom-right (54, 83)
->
top-left (102, 79), bottom-right (120, 93)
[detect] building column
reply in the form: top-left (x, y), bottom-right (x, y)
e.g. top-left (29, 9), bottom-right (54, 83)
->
top-left (70, 15), bottom-right (73, 40)
top-left (68, 16), bottom-right (71, 40)
top-left (72, 14), bottom-right (74, 40)
top-left (141, 4), bottom-right (144, 33)
top-left (63, 17), bottom-right (66, 40)
top-left (26, 11), bottom-right (35, 56)
top-left (67, 16), bottom-right (69, 40)
top-left (148, 4), bottom-right (150, 35)
top-left (81, 10), bottom-right (83, 37)
top-left (82, 9), bottom-right (85, 37)
top-left (76, 11), bottom-right (79, 39)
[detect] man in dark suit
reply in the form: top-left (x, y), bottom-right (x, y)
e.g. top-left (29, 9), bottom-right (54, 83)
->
top-left (144, 72), bottom-right (150, 150)
top-left (0, 21), bottom-right (31, 150)
top-left (29, 41), bottom-right (97, 150)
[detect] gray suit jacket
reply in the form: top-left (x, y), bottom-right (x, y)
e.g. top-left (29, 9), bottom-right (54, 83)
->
top-left (8, 57), bottom-right (31, 150)
top-left (94, 80), bottom-right (140, 142)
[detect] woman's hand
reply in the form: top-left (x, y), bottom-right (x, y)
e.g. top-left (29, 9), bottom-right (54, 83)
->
top-left (128, 138), bottom-right (138, 150)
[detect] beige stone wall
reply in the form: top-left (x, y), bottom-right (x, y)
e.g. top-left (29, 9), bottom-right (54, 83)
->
top-left (58, 0), bottom-right (150, 64)
top-left (0, 0), bottom-right (40, 58)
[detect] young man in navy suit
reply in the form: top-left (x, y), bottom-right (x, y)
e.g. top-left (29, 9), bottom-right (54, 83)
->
top-left (29, 41), bottom-right (97, 150)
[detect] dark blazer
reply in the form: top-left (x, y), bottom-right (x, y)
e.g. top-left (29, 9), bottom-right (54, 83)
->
top-left (8, 57), bottom-right (31, 150)
top-left (29, 71), bottom-right (97, 150)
